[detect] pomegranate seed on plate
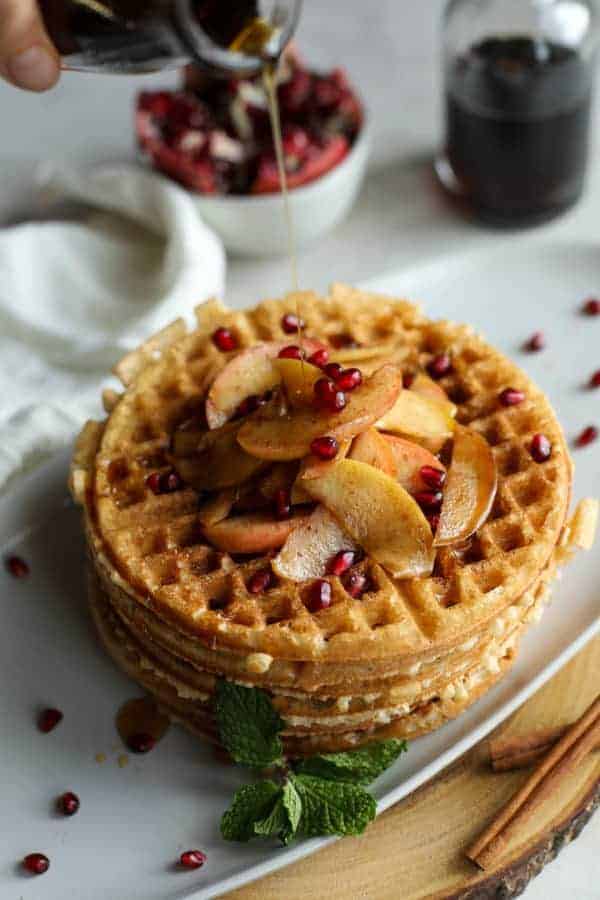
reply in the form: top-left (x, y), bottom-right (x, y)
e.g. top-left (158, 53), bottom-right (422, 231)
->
top-left (307, 579), bottom-right (332, 612)
top-left (414, 491), bottom-right (443, 511)
top-left (274, 488), bottom-right (292, 520)
top-left (5, 555), bottom-right (29, 578)
top-left (281, 313), bottom-right (304, 334)
top-left (327, 550), bottom-right (355, 577)
top-left (310, 436), bottom-right (339, 460)
top-left (575, 425), bottom-right (598, 448)
top-left (247, 569), bottom-right (273, 594)
top-left (419, 466), bottom-right (446, 490)
top-left (525, 331), bottom-right (545, 352)
top-left (308, 348), bottom-right (329, 368)
top-left (336, 368), bottom-right (362, 391)
top-left (427, 354), bottom-right (452, 380)
top-left (38, 708), bottom-right (63, 733)
top-left (278, 345), bottom-right (303, 360)
top-left (344, 572), bottom-right (368, 599)
top-left (212, 327), bottom-right (238, 352)
top-left (180, 850), bottom-right (207, 870)
top-left (324, 362), bottom-right (343, 380)
top-left (583, 297), bottom-right (600, 315)
top-left (58, 791), bottom-right (80, 816)
top-left (530, 434), bottom-right (552, 462)
top-left (499, 388), bottom-right (526, 407)
top-left (22, 853), bottom-right (49, 875)
top-left (127, 732), bottom-right (156, 754)
top-left (589, 370), bottom-right (600, 388)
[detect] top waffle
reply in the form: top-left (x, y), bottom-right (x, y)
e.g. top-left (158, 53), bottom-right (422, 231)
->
top-left (72, 286), bottom-right (573, 663)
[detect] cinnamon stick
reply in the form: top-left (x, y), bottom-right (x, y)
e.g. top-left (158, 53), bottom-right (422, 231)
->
top-left (467, 695), bottom-right (600, 870)
top-left (490, 724), bottom-right (600, 771)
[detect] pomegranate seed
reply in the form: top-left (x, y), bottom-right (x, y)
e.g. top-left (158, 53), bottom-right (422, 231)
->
top-left (336, 368), bottom-right (362, 391)
top-left (531, 434), bottom-right (552, 463)
top-left (308, 348), bottom-right (329, 368)
top-left (499, 388), bottom-right (525, 407)
top-left (414, 491), bottom-right (443, 512)
top-left (419, 466), bottom-right (446, 490)
top-left (314, 378), bottom-right (347, 413)
top-left (212, 327), bottom-right (237, 352)
top-left (58, 791), bottom-right (80, 816)
top-left (324, 363), bottom-right (343, 379)
top-left (5, 555), bottom-right (29, 578)
top-left (235, 394), bottom-right (261, 418)
top-left (589, 370), bottom-right (600, 389)
top-left (403, 372), bottom-right (415, 389)
top-left (327, 550), bottom-right (355, 577)
top-left (427, 354), bottom-right (452, 380)
top-left (247, 569), bottom-right (273, 594)
top-left (344, 572), bottom-right (368, 599)
top-left (127, 732), bottom-right (156, 754)
top-left (428, 514), bottom-right (441, 533)
top-left (162, 471), bottom-right (182, 493)
top-left (583, 297), bottom-right (600, 315)
top-left (526, 331), bottom-right (545, 352)
top-left (576, 425), bottom-right (598, 448)
top-left (22, 853), bottom-right (49, 875)
top-left (307, 579), bottom-right (332, 612)
top-left (278, 345), bottom-right (303, 360)
top-left (38, 708), bottom-right (63, 733)
top-left (180, 850), bottom-right (207, 870)
top-left (281, 313), bottom-right (304, 334)
top-left (310, 436), bottom-right (339, 460)
top-left (146, 472), bottom-right (163, 494)
top-left (274, 488), bottom-right (291, 520)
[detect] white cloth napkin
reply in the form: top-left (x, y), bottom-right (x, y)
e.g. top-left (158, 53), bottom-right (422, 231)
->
top-left (0, 164), bottom-right (225, 491)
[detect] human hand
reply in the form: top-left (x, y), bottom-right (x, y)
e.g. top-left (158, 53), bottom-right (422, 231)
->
top-left (0, 0), bottom-right (60, 92)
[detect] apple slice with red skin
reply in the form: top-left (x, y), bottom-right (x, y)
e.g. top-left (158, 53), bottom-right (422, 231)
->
top-left (383, 435), bottom-right (446, 495)
top-left (272, 505), bottom-right (358, 581)
top-left (434, 425), bottom-right (498, 548)
top-left (301, 459), bottom-right (435, 579)
top-left (376, 389), bottom-right (455, 453)
top-left (349, 428), bottom-right (396, 478)
top-left (274, 357), bottom-right (323, 408)
top-left (237, 365), bottom-right (402, 461)
top-left (251, 135), bottom-right (349, 194)
top-left (202, 510), bottom-right (311, 554)
top-left (206, 340), bottom-right (325, 429)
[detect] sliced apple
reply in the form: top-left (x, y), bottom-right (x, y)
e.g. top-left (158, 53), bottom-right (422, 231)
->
top-left (384, 435), bottom-right (446, 494)
top-left (198, 489), bottom-right (237, 526)
top-left (205, 343), bottom-right (281, 430)
top-left (274, 357), bottom-right (322, 408)
top-left (349, 428), bottom-right (396, 478)
top-left (171, 424), bottom-right (206, 457)
top-left (301, 459), bottom-right (435, 579)
top-left (272, 505), bottom-right (358, 581)
top-left (376, 389), bottom-right (455, 452)
top-left (237, 365), bottom-right (402, 461)
top-left (175, 421), bottom-right (265, 491)
top-left (258, 462), bottom-right (299, 500)
top-left (434, 425), bottom-right (498, 547)
top-left (202, 510), bottom-right (310, 554)
top-left (410, 373), bottom-right (457, 419)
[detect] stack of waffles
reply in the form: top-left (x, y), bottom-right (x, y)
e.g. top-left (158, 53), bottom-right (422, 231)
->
top-left (71, 286), bottom-right (597, 755)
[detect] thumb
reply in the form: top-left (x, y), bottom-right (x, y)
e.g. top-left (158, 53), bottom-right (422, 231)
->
top-left (0, 0), bottom-right (60, 92)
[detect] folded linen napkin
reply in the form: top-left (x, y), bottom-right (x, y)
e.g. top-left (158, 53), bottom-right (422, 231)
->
top-left (0, 164), bottom-right (225, 491)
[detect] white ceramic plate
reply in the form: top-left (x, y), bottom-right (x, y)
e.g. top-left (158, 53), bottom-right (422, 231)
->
top-left (2, 239), bottom-right (599, 900)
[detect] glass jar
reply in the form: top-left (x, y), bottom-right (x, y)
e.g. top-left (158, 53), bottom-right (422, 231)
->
top-left (39, 1), bottom-right (302, 76)
top-left (436, 0), bottom-right (599, 225)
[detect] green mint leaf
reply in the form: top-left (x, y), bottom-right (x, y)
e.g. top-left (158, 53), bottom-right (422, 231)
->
top-left (214, 679), bottom-right (284, 768)
top-left (295, 739), bottom-right (408, 786)
top-left (291, 774), bottom-right (377, 837)
top-left (253, 779), bottom-right (303, 845)
top-left (221, 781), bottom-right (281, 842)
top-left (253, 795), bottom-right (288, 838)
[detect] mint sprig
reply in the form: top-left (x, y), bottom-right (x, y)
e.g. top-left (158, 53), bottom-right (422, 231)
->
top-left (214, 679), bottom-right (408, 845)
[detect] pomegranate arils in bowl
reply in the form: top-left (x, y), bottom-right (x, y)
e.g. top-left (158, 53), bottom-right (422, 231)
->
top-left (22, 853), bottom-right (49, 875)
top-left (575, 425), bottom-right (598, 448)
top-left (308, 348), bottom-right (329, 368)
top-left (38, 708), bottom-right (63, 733)
top-left (531, 434), bottom-right (552, 463)
top-left (310, 436), bottom-right (339, 460)
top-left (427, 354), bottom-right (452, 380)
top-left (247, 569), bottom-right (273, 594)
top-left (499, 387), bottom-right (526, 407)
top-left (307, 579), bottom-right (332, 612)
top-left (525, 331), bottom-right (545, 352)
top-left (179, 850), bottom-right (207, 870)
top-left (58, 791), bottom-right (80, 816)
top-left (419, 466), bottom-right (446, 491)
top-left (327, 550), bottom-right (355, 577)
top-left (278, 345), bottom-right (303, 360)
top-left (5, 554), bottom-right (29, 578)
top-left (281, 313), bottom-right (304, 334)
top-left (212, 327), bottom-right (238, 352)
top-left (336, 368), bottom-right (362, 391)
top-left (583, 297), bottom-right (600, 315)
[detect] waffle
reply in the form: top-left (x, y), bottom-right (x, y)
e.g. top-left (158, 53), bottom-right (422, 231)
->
top-left (72, 286), bottom-right (597, 754)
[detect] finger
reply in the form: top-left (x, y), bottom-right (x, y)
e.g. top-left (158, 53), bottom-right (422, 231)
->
top-left (0, 0), bottom-right (60, 92)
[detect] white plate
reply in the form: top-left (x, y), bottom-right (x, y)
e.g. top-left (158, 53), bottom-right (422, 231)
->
top-left (2, 239), bottom-right (600, 900)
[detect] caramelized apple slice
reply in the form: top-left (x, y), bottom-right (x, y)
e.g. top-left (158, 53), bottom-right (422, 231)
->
top-left (273, 505), bottom-right (358, 581)
top-left (238, 365), bottom-right (402, 461)
top-left (376, 390), bottom-right (455, 452)
top-left (410, 373), bottom-right (457, 418)
top-left (175, 422), bottom-right (265, 491)
top-left (202, 510), bottom-right (310, 554)
top-left (274, 357), bottom-right (322, 408)
top-left (205, 343), bottom-right (281, 430)
top-left (384, 435), bottom-right (446, 494)
top-left (301, 459), bottom-right (435, 578)
top-left (434, 426), bottom-right (498, 547)
top-left (198, 489), bottom-right (237, 526)
top-left (349, 428), bottom-right (396, 477)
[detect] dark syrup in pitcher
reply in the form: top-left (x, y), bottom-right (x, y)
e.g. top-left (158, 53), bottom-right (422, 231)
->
top-left (445, 37), bottom-right (593, 225)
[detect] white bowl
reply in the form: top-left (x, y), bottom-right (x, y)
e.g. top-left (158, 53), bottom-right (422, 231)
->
top-left (190, 126), bottom-right (370, 256)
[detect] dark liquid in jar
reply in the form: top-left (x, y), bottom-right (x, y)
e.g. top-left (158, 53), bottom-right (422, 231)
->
top-left (445, 37), bottom-right (593, 225)
top-left (39, 0), bottom-right (259, 72)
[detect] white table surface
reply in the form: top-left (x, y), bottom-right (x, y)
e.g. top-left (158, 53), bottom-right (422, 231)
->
top-left (0, 1), bottom-right (598, 897)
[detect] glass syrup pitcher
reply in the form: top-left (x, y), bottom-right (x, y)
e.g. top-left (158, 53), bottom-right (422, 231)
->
top-left (38, 0), bottom-right (302, 75)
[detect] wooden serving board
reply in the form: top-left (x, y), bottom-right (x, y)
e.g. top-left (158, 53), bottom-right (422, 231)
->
top-left (226, 636), bottom-right (600, 900)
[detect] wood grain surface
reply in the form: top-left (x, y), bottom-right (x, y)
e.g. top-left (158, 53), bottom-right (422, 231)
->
top-left (225, 635), bottom-right (600, 900)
